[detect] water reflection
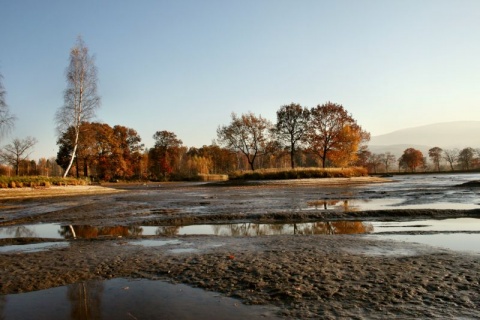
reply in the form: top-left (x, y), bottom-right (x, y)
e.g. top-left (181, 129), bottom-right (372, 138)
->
top-left (152, 221), bottom-right (373, 237)
top-left (155, 226), bottom-right (180, 236)
top-left (1, 218), bottom-right (478, 241)
top-left (59, 225), bottom-right (144, 239)
top-left (1, 278), bottom-right (281, 319)
top-left (1, 225), bottom-right (38, 238)
top-left (68, 281), bottom-right (104, 320)
top-left (307, 199), bottom-right (358, 211)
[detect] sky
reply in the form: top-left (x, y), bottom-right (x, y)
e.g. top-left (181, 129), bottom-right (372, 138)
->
top-left (1, 0), bottom-right (480, 160)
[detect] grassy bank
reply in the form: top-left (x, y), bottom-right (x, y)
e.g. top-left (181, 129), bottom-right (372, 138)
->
top-left (0, 176), bottom-right (88, 189)
top-left (229, 167), bottom-right (368, 180)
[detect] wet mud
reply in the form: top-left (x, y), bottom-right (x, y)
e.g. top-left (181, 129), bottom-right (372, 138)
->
top-left (1, 176), bottom-right (480, 319)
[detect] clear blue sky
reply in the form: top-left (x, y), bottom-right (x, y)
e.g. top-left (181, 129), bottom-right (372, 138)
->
top-left (1, 0), bottom-right (480, 160)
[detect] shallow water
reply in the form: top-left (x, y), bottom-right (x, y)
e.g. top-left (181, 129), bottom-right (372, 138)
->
top-left (0, 278), bottom-right (281, 320)
top-left (2, 218), bottom-right (479, 239)
top-left (2, 218), bottom-right (479, 254)
top-left (360, 173), bottom-right (480, 207)
top-left (368, 233), bottom-right (480, 254)
top-left (0, 242), bottom-right (68, 253)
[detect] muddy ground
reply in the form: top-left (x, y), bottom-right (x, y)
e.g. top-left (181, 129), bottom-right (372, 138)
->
top-left (1, 178), bottom-right (479, 319)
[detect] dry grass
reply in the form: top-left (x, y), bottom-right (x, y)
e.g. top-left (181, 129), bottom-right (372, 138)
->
top-left (196, 174), bottom-right (229, 181)
top-left (0, 176), bottom-right (88, 189)
top-left (229, 167), bottom-right (368, 180)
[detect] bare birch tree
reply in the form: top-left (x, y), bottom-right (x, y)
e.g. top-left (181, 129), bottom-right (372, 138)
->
top-left (0, 71), bottom-right (16, 140)
top-left (55, 36), bottom-right (100, 177)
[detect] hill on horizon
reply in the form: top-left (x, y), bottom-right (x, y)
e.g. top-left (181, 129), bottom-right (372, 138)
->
top-left (368, 121), bottom-right (480, 157)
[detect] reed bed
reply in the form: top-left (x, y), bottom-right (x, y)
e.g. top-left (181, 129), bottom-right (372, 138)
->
top-left (196, 174), bottom-right (229, 181)
top-left (0, 176), bottom-right (88, 189)
top-left (229, 167), bottom-right (368, 180)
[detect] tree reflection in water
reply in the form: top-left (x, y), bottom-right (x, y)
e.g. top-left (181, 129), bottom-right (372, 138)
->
top-left (211, 221), bottom-right (373, 236)
top-left (155, 226), bottom-right (180, 236)
top-left (307, 199), bottom-right (358, 212)
top-left (59, 225), bottom-right (144, 239)
top-left (68, 281), bottom-right (103, 320)
top-left (2, 225), bottom-right (38, 238)
top-left (294, 221), bottom-right (373, 235)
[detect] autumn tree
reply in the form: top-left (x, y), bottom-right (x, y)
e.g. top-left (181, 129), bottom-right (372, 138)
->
top-left (458, 147), bottom-right (475, 170)
top-left (0, 71), bottom-right (15, 140)
top-left (56, 122), bottom-right (143, 180)
top-left (149, 130), bottom-right (183, 180)
top-left (428, 147), bottom-right (443, 171)
top-left (398, 148), bottom-right (424, 172)
top-left (56, 123), bottom-right (96, 178)
top-left (443, 148), bottom-right (458, 171)
top-left (55, 36), bottom-right (100, 177)
top-left (111, 125), bottom-right (144, 178)
top-left (275, 103), bottom-right (310, 169)
top-left (0, 137), bottom-right (38, 175)
top-left (217, 112), bottom-right (273, 171)
top-left (306, 102), bottom-right (369, 168)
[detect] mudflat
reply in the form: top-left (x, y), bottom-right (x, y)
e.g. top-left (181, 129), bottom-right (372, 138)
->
top-left (1, 177), bottom-right (479, 319)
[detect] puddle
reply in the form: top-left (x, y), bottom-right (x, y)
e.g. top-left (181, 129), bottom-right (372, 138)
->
top-left (127, 239), bottom-right (182, 247)
top-left (371, 218), bottom-right (480, 233)
top-left (345, 246), bottom-right (419, 257)
top-left (168, 248), bottom-right (200, 254)
top-left (0, 224), bottom-right (143, 239)
top-left (0, 278), bottom-right (281, 320)
top-left (2, 218), bottom-right (479, 238)
top-left (144, 221), bottom-right (374, 236)
top-left (307, 198), bottom-right (479, 211)
top-left (0, 242), bottom-right (68, 253)
top-left (369, 233), bottom-right (480, 254)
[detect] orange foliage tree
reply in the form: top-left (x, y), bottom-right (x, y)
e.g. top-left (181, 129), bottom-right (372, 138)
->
top-left (56, 122), bottom-right (143, 180)
top-left (306, 102), bottom-right (369, 168)
top-left (149, 130), bottom-right (183, 180)
top-left (399, 148), bottom-right (424, 172)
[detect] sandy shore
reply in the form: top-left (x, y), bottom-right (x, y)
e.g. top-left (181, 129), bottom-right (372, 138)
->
top-left (0, 185), bottom-right (123, 200)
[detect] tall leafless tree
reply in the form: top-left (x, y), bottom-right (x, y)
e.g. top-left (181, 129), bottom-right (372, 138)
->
top-left (0, 136), bottom-right (38, 175)
top-left (275, 103), bottom-right (310, 169)
top-left (55, 36), bottom-right (100, 177)
top-left (443, 148), bottom-right (458, 171)
top-left (0, 71), bottom-right (16, 140)
top-left (380, 152), bottom-right (396, 173)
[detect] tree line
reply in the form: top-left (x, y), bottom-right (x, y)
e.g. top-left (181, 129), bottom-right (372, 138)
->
top-left (365, 147), bottom-right (480, 173)
top-left (1, 37), bottom-right (479, 179)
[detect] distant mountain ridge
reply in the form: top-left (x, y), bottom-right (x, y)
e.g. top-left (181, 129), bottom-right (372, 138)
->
top-left (368, 121), bottom-right (480, 157)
